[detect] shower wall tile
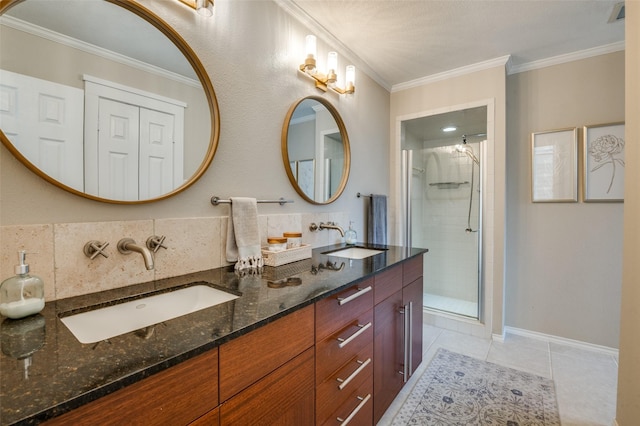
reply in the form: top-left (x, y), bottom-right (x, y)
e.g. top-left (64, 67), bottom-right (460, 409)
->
top-left (1, 224), bottom-right (55, 301)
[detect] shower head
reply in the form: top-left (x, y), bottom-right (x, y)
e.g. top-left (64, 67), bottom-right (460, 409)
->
top-left (455, 144), bottom-right (480, 165)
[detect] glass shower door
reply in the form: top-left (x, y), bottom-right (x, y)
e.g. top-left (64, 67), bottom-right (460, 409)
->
top-left (402, 144), bottom-right (481, 319)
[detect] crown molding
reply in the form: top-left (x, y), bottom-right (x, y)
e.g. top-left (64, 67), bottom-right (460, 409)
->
top-left (0, 15), bottom-right (201, 88)
top-left (508, 41), bottom-right (625, 74)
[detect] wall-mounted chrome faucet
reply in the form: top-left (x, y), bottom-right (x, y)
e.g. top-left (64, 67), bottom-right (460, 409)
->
top-left (309, 222), bottom-right (345, 237)
top-left (117, 238), bottom-right (154, 270)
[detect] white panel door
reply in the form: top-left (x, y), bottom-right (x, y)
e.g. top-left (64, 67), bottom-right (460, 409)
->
top-left (83, 76), bottom-right (185, 200)
top-left (97, 98), bottom-right (140, 201)
top-left (0, 69), bottom-right (84, 191)
top-left (139, 108), bottom-right (176, 199)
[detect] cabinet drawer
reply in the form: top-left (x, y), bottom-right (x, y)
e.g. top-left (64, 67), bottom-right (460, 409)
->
top-left (320, 373), bottom-right (373, 426)
top-left (316, 341), bottom-right (373, 425)
top-left (219, 304), bottom-right (314, 401)
top-left (220, 348), bottom-right (315, 426)
top-left (46, 349), bottom-right (218, 426)
top-left (374, 264), bottom-right (402, 304)
top-left (316, 279), bottom-right (373, 342)
top-left (316, 308), bottom-right (373, 382)
top-left (402, 255), bottom-right (423, 286)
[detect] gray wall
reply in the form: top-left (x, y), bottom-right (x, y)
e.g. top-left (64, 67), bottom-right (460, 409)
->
top-left (0, 0), bottom-right (390, 241)
top-left (505, 51), bottom-right (624, 348)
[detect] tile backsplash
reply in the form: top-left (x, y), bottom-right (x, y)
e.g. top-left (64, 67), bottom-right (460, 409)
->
top-left (0, 211), bottom-right (349, 301)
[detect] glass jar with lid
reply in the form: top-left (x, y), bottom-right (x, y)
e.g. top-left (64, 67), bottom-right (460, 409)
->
top-left (267, 237), bottom-right (288, 252)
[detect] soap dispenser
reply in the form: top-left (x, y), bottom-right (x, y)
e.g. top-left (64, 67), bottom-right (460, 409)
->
top-left (345, 222), bottom-right (358, 245)
top-left (0, 251), bottom-right (45, 319)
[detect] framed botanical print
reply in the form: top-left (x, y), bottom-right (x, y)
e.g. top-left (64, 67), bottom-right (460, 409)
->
top-left (583, 122), bottom-right (625, 202)
top-left (531, 128), bottom-right (578, 202)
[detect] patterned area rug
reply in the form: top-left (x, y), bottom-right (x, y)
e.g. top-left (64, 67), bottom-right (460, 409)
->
top-left (392, 348), bottom-right (561, 425)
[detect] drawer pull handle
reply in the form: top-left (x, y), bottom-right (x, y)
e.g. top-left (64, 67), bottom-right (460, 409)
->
top-left (336, 358), bottom-right (372, 390)
top-left (337, 286), bottom-right (372, 305)
top-left (336, 394), bottom-right (371, 425)
top-left (337, 322), bottom-right (372, 349)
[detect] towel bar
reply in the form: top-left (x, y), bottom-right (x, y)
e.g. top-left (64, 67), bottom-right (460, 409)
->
top-left (357, 192), bottom-right (371, 198)
top-left (210, 196), bottom-right (293, 206)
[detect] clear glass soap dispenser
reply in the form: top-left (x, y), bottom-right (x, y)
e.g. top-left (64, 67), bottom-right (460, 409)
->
top-left (345, 221), bottom-right (358, 245)
top-left (0, 251), bottom-right (45, 319)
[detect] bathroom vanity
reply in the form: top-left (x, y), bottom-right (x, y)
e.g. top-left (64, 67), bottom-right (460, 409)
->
top-left (0, 244), bottom-right (426, 425)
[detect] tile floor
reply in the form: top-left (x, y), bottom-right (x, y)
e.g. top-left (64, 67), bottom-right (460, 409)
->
top-left (378, 318), bottom-right (619, 426)
top-left (423, 293), bottom-right (478, 318)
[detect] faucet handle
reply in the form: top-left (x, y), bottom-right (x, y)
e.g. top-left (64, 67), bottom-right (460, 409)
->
top-left (83, 240), bottom-right (110, 260)
top-left (146, 235), bottom-right (168, 253)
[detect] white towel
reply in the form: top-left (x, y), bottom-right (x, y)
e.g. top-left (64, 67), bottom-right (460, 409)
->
top-left (225, 197), bottom-right (263, 271)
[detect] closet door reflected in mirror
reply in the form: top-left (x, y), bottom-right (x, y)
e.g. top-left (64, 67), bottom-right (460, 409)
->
top-left (0, 0), bottom-right (220, 204)
top-left (281, 96), bottom-right (350, 204)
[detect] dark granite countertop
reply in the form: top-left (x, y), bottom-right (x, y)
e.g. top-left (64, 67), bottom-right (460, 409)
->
top-left (0, 243), bottom-right (427, 425)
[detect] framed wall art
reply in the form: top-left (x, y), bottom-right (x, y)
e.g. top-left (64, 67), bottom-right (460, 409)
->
top-left (583, 122), bottom-right (625, 202)
top-left (531, 128), bottom-right (578, 203)
top-left (296, 159), bottom-right (315, 199)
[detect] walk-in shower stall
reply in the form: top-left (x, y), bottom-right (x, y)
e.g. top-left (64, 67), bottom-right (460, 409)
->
top-left (401, 106), bottom-right (486, 319)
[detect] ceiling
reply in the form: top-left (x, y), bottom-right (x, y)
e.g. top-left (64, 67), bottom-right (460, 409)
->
top-left (403, 105), bottom-right (488, 146)
top-left (284, 0), bottom-right (625, 91)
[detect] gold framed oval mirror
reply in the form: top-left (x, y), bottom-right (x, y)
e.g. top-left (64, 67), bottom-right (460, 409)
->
top-left (0, 0), bottom-right (220, 204)
top-left (281, 96), bottom-right (350, 205)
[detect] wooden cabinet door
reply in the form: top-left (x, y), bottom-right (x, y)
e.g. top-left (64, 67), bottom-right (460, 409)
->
top-left (404, 277), bottom-right (423, 377)
top-left (219, 305), bottom-right (314, 401)
top-left (189, 407), bottom-right (219, 426)
top-left (45, 349), bottom-right (218, 426)
top-left (373, 290), bottom-right (404, 423)
top-left (220, 348), bottom-right (315, 426)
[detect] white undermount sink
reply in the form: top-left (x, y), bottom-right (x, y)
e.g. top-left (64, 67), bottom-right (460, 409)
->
top-left (60, 285), bottom-right (239, 344)
top-left (324, 247), bottom-right (386, 259)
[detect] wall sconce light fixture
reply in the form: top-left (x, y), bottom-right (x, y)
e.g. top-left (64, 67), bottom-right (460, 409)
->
top-left (299, 35), bottom-right (355, 95)
top-left (179, 0), bottom-right (214, 17)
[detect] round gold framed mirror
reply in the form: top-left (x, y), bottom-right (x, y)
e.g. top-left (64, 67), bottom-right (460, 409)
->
top-left (0, 0), bottom-right (220, 204)
top-left (282, 96), bottom-right (351, 205)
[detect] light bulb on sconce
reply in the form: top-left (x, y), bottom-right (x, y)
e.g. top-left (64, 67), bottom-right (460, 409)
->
top-left (326, 51), bottom-right (338, 86)
top-left (298, 35), bottom-right (355, 95)
top-left (196, 0), bottom-right (214, 16)
top-left (179, 0), bottom-right (214, 17)
top-left (345, 65), bottom-right (355, 93)
top-left (303, 35), bottom-right (317, 73)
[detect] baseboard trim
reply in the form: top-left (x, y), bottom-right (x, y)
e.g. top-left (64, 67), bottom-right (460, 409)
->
top-left (491, 332), bottom-right (505, 343)
top-left (504, 326), bottom-right (619, 357)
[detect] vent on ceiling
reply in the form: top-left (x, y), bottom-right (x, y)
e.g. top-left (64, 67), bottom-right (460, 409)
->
top-left (608, 2), bottom-right (625, 23)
